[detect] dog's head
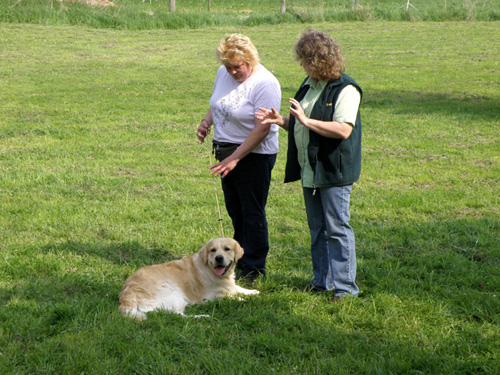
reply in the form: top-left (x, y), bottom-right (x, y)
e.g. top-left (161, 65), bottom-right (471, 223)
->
top-left (200, 238), bottom-right (244, 277)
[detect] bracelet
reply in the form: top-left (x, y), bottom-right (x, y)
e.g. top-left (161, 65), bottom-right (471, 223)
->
top-left (201, 119), bottom-right (210, 126)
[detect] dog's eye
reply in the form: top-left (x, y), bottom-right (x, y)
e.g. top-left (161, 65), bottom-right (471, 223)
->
top-left (210, 248), bottom-right (216, 253)
top-left (224, 247), bottom-right (231, 252)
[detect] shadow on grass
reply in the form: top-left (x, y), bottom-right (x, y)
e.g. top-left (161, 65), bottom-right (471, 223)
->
top-left (40, 240), bottom-right (179, 266)
top-left (1, 217), bottom-right (499, 373)
top-left (4, 289), bottom-right (489, 374)
top-left (270, 216), bottom-right (500, 323)
top-left (1, 240), bottom-right (178, 309)
top-left (364, 90), bottom-right (500, 121)
top-left (355, 216), bottom-right (500, 323)
top-left (0, 240), bottom-right (179, 332)
top-left (0, 240), bottom-right (182, 347)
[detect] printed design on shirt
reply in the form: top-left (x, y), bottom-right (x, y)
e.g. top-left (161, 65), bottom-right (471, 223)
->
top-left (212, 84), bottom-right (249, 128)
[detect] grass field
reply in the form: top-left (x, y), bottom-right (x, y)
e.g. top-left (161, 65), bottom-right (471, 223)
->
top-left (1, 0), bottom-right (500, 29)
top-left (1, 18), bottom-right (500, 374)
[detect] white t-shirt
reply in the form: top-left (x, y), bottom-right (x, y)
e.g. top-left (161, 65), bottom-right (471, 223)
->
top-left (209, 64), bottom-right (281, 154)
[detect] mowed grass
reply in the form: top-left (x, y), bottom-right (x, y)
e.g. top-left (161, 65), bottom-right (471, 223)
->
top-left (1, 21), bottom-right (499, 374)
top-left (1, 0), bottom-right (500, 29)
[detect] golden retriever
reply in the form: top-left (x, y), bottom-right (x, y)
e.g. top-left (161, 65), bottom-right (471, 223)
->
top-left (119, 238), bottom-right (259, 320)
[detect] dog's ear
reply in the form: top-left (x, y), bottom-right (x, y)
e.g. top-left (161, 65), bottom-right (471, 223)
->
top-left (234, 240), bottom-right (244, 263)
top-left (199, 241), bottom-right (210, 265)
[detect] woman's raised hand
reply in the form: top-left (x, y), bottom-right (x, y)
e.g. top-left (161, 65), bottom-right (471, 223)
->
top-left (256, 107), bottom-right (282, 127)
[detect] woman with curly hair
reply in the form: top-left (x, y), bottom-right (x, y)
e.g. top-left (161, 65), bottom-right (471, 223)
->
top-left (197, 33), bottom-right (281, 282)
top-left (257, 29), bottom-right (362, 299)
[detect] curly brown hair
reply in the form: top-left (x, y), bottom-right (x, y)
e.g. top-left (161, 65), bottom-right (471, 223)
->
top-left (295, 29), bottom-right (345, 81)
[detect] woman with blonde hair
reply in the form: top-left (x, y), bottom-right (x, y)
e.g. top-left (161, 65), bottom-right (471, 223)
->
top-left (197, 33), bottom-right (281, 282)
top-left (257, 29), bottom-right (362, 299)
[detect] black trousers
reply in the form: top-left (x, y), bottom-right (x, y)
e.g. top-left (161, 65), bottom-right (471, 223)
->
top-left (221, 153), bottom-right (277, 277)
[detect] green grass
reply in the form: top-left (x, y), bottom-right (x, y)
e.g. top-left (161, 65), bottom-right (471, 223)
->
top-left (1, 20), bottom-right (500, 374)
top-left (1, 0), bottom-right (500, 29)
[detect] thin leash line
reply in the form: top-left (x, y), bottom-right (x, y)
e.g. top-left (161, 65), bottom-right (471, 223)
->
top-left (206, 133), bottom-right (225, 238)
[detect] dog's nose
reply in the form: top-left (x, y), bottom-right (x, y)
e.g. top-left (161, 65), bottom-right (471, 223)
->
top-left (215, 255), bottom-right (224, 264)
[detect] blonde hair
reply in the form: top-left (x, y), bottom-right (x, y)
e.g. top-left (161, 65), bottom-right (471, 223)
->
top-left (295, 29), bottom-right (345, 81)
top-left (215, 33), bottom-right (260, 67)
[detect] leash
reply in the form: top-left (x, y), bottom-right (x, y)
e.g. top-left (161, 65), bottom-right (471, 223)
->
top-left (206, 133), bottom-right (225, 238)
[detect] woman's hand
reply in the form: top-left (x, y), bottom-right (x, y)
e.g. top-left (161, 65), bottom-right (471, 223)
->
top-left (208, 114), bottom-right (271, 178)
top-left (256, 107), bottom-right (282, 126)
top-left (256, 107), bottom-right (289, 131)
top-left (197, 120), bottom-right (210, 142)
top-left (289, 98), bottom-right (308, 126)
top-left (288, 98), bottom-right (354, 139)
top-left (209, 158), bottom-right (238, 178)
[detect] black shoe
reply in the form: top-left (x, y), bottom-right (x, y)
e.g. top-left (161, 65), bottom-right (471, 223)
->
top-left (303, 283), bottom-right (326, 293)
top-left (237, 270), bottom-right (264, 283)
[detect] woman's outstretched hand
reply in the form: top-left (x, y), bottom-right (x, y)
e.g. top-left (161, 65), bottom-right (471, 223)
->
top-left (256, 107), bottom-right (283, 127)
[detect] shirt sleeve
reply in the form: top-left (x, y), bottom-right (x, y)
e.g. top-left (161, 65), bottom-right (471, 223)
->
top-left (251, 71), bottom-right (282, 114)
top-left (332, 85), bottom-right (361, 126)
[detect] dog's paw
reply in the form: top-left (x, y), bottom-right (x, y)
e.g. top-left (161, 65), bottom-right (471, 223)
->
top-left (238, 288), bottom-right (259, 295)
top-left (121, 307), bottom-right (147, 321)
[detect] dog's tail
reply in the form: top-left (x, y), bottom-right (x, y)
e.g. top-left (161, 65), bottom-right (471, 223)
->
top-left (119, 286), bottom-right (147, 321)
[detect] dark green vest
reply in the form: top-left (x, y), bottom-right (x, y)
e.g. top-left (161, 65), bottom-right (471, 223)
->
top-left (284, 73), bottom-right (363, 187)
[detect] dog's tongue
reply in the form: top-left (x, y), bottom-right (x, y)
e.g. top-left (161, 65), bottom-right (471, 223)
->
top-left (214, 266), bottom-right (226, 276)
